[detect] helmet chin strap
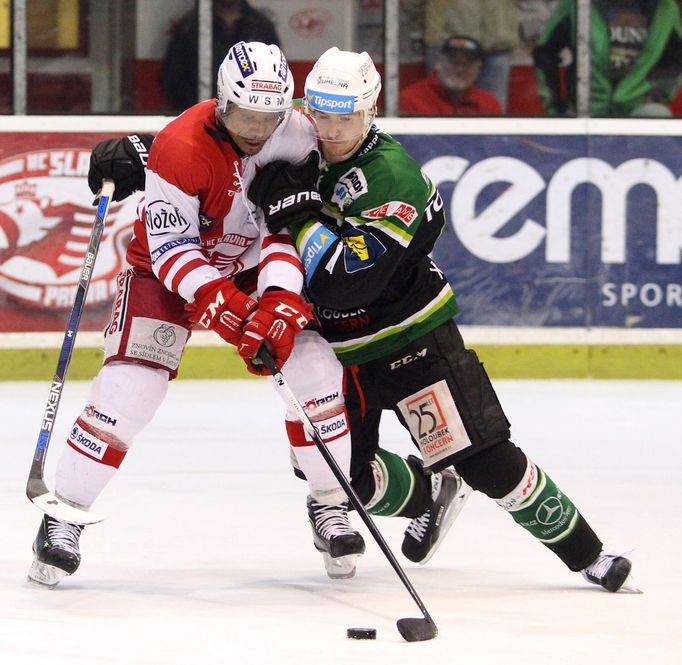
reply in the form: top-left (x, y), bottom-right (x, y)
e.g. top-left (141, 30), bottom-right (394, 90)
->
top-left (357, 105), bottom-right (377, 144)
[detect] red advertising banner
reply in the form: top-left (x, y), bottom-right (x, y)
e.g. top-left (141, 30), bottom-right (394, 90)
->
top-left (0, 133), bottom-right (141, 332)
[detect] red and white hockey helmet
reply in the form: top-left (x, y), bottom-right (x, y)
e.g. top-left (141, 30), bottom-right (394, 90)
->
top-left (216, 41), bottom-right (294, 115)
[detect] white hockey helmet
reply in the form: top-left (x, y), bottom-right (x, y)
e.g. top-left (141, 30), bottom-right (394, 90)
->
top-left (303, 47), bottom-right (382, 119)
top-left (216, 40), bottom-right (293, 115)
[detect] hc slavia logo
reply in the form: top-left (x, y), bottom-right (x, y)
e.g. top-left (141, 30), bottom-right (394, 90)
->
top-left (0, 147), bottom-right (134, 310)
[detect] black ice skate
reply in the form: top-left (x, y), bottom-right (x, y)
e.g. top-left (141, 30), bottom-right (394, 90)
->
top-left (28, 514), bottom-right (84, 588)
top-left (307, 496), bottom-right (365, 579)
top-left (402, 464), bottom-right (471, 564)
top-left (581, 551), bottom-right (640, 592)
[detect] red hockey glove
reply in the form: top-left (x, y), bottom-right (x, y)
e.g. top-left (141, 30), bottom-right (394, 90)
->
top-left (186, 278), bottom-right (257, 345)
top-left (238, 290), bottom-right (314, 375)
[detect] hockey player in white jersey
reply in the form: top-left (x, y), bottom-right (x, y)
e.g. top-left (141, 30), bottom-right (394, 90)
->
top-left (27, 41), bottom-right (364, 587)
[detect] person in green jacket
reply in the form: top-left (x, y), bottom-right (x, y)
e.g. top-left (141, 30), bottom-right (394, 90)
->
top-left (533, 0), bottom-right (682, 116)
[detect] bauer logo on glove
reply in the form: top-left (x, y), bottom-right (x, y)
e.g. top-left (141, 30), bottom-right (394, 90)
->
top-left (88, 134), bottom-right (154, 202)
top-left (248, 151), bottom-right (322, 234)
top-left (267, 190), bottom-right (321, 219)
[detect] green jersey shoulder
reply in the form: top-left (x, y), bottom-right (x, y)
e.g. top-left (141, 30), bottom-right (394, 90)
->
top-left (291, 128), bottom-right (459, 365)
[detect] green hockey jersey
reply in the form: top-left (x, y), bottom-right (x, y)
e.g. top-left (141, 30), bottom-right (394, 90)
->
top-left (289, 128), bottom-right (460, 366)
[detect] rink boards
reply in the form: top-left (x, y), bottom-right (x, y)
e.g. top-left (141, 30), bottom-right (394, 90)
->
top-left (0, 116), bottom-right (680, 379)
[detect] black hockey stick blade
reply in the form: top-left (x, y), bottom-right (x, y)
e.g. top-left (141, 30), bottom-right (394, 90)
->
top-left (396, 617), bottom-right (438, 642)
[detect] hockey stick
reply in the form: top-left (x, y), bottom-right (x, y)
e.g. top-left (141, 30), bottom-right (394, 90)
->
top-left (258, 347), bottom-right (438, 643)
top-left (25, 180), bottom-right (116, 526)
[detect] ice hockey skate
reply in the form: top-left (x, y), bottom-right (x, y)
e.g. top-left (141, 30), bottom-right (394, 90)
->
top-left (581, 551), bottom-right (641, 593)
top-left (402, 463), bottom-right (472, 564)
top-left (307, 496), bottom-right (365, 579)
top-left (27, 514), bottom-right (84, 588)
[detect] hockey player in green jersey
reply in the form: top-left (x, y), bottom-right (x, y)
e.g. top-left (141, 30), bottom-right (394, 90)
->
top-left (248, 46), bottom-right (638, 592)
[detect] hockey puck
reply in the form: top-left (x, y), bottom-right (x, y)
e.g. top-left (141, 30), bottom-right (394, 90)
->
top-left (346, 628), bottom-right (377, 640)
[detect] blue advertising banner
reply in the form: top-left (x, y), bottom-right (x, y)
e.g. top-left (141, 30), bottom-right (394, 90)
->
top-left (395, 133), bottom-right (682, 328)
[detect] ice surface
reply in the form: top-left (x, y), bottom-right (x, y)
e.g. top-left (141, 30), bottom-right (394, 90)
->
top-left (1, 378), bottom-right (680, 664)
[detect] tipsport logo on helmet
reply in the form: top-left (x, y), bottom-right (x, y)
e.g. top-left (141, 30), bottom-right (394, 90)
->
top-left (232, 42), bottom-right (255, 77)
top-left (307, 90), bottom-right (355, 113)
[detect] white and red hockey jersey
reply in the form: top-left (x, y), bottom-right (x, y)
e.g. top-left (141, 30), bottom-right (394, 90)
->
top-left (126, 100), bottom-right (317, 302)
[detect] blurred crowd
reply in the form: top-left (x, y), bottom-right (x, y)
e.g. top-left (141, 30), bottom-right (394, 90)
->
top-left (4, 0), bottom-right (682, 118)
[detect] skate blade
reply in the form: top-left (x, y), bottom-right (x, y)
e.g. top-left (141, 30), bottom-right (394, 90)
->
top-left (322, 552), bottom-right (358, 580)
top-left (619, 572), bottom-right (643, 594)
top-left (419, 481), bottom-right (473, 565)
top-left (27, 558), bottom-right (68, 588)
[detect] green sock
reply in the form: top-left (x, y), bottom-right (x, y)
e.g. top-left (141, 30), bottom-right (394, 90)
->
top-left (366, 449), bottom-right (416, 517)
top-left (503, 465), bottom-right (580, 544)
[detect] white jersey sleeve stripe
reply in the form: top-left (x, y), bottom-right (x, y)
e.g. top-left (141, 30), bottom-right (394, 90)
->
top-left (158, 248), bottom-right (220, 302)
top-left (258, 259), bottom-right (304, 297)
top-left (257, 232), bottom-right (304, 294)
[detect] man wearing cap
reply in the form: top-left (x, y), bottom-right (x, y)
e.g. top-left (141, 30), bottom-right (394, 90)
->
top-left (400, 36), bottom-right (503, 116)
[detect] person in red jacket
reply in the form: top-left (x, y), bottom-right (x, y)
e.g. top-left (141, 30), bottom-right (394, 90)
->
top-left (400, 36), bottom-right (503, 116)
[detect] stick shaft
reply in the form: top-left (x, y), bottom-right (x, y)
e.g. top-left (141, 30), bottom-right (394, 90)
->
top-left (260, 347), bottom-right (436, 625)
top-left (26, 181), bottom-right (115, 503)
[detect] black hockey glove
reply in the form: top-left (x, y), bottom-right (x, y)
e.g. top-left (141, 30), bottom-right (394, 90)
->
top-left (247, 151), bottom-right (322, 234)
top-left (88, 134), bottom-right (154, 202)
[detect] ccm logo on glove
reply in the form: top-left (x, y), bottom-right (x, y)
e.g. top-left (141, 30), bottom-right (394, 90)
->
top-left (271, 301), bottom-right (312, 328)
top-left (186, 278), bottom-right (257, 345)
top-left (238, 290), bottom-right (314, 374)
top-left (199, 292), bottom-right (245, 335)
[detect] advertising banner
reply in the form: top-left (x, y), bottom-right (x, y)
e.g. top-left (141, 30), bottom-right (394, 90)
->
top-left (396, 133), bottom-right (682, 328)
top-left (0, 133), bottom-right (139, 332)
top-left (1, 126), bottom-right (680, 333)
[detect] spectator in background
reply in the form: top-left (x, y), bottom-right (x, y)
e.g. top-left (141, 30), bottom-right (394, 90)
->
top-left (160, 0), bottom-right (280, 113)
top-left (357, 0), bottom-right (425, 66)
top-left (517, 1), bottom-right (561, 53)
top-left (533, 0), bottom-right (682, 117)
top-left (423, 0), bottom-right (520, 112)
top-left (401, 36), bottom-right (503, 116)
